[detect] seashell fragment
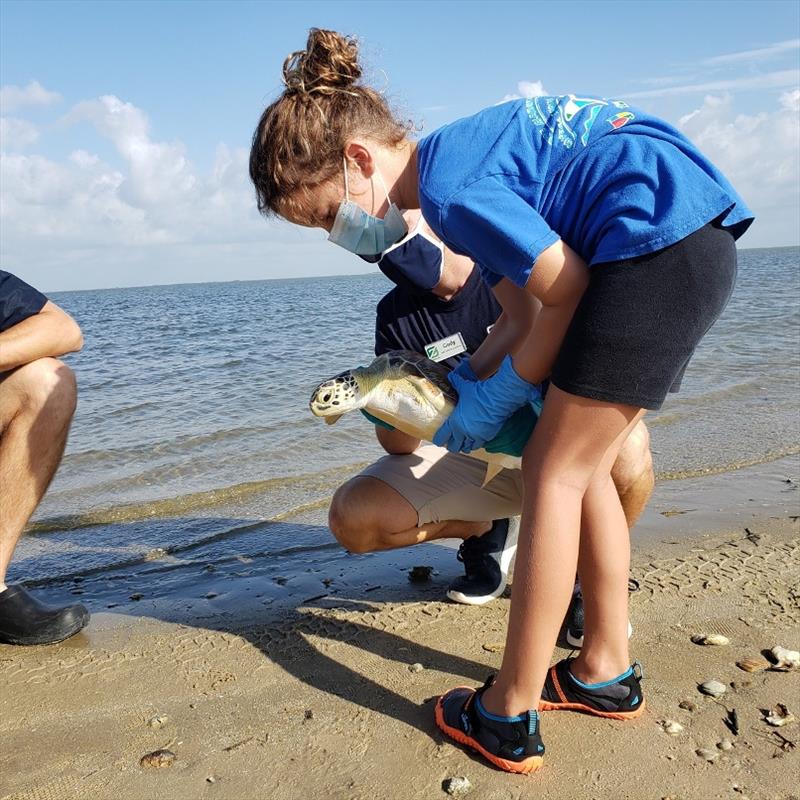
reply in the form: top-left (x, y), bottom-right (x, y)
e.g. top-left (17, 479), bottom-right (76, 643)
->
top-left (678, 700), bottom-right (696, 712)
top-left (717, 739), bottom-right (733, 751)
top-left (146, 715), bottom-right (168, 729)
top-left (764, 704), bottom-right (796, 727)
top-left (408, 662), bottom-right (424, 673)
top-left (408, 565), bottom-right (433, 583)
top-left (696, 748), bottom-right (718, 763)
top-left (140, 749), bottom-right (176, 768)
top-left (661, 720), bottom-right (684, 735)
top-left (443, 776), bottom-right (472, 796)
top-left (691, 633), bottom-right (730, 646)
top-left (736, 656), bottom-right (770, 673)
top-left (770, 646), bottom-right (800, 671)
top-left (698, 680), bottom-right (726, 697)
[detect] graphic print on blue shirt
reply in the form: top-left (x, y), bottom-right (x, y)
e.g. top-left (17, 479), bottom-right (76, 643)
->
top-left (417, 95), bottom-right (754, 290)
top-left (524, 95), bottom-right (633, 149)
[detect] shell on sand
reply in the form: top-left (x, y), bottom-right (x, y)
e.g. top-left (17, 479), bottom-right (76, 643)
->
top-left (717, 739), bottom-right (734, 751)
top-left (764, 704), bottom-right (796, 727)
top-left (770, 645), bottom-right (800, 671)
top-left (140, 749), bottom-right (176, 768)
top-left (698, 680), bottom-right (726, 697)
top-left (443, 776), bottom-right (472, 796)
top-left (736, 656), bottom-right (770, 673)
top-left (691, 633), bottom-right (730, 646)
top-left (661, 720), bottom-right (684, 735)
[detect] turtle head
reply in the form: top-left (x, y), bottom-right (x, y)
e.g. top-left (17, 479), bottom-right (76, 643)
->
top-left (309, 369), bottom-right (365, 425)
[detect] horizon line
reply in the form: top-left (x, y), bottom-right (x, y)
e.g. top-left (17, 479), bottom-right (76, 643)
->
top-left (37, 243), bottom-right (800, 294)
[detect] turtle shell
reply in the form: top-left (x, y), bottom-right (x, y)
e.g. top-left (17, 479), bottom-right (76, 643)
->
top-left (383, 350), bottom-right (458, 404)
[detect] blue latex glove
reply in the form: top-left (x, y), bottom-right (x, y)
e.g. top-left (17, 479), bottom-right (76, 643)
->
top-left (433, 355), bottom-right (540, 454)
top-left (451, 357), bottom-right (478, 382)
top-left (360, 409), bottom-right (395, 431)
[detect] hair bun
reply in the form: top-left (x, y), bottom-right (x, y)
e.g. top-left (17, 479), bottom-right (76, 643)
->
top-left (283, 28), bottom-right (362, 96)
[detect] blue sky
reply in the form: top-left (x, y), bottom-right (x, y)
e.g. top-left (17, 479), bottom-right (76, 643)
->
top-left (1, 0), bottom-right (798, 291)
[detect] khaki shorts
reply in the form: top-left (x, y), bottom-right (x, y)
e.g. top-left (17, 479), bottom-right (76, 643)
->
top-left (359, 444), bottom-right (523, 525)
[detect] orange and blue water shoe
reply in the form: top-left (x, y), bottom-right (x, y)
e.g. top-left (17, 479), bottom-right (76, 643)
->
top-left (540, 659), bottom-right (645, 720)
top-left (435, 675), bottom-right (545, 774)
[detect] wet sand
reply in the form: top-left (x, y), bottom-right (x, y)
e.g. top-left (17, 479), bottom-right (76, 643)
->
top-left (1, 466), bottom-right (799, 800)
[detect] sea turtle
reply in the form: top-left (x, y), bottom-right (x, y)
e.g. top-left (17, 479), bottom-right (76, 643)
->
top-left (309, 350), bottom-right (536, 484)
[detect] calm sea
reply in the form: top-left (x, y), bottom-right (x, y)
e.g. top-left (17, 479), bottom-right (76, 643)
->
top-left (12, 247), bottom-right (800, 589)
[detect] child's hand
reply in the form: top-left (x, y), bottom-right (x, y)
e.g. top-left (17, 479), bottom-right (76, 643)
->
top-left (434, 355), bottom-right (537, 453)
top-left (450, 357), bottom-right (478, 383)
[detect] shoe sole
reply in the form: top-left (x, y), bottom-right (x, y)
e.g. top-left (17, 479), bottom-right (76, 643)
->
top-left (434, 690), bottom-right (544, 775)
top-left (0, 611), bottom-right (89, 647)
top-left (446, 519), bottom-right (519, 606)
top-left (538, 663), bottom-right (645, 720)
top-left (538, 698), bottom-right (645, 720)
top-left (446, 585), bottom-right (506, 606)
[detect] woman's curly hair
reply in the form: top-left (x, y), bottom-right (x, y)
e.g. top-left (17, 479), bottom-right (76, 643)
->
top-left (249, 28), bottom-right (410, 225)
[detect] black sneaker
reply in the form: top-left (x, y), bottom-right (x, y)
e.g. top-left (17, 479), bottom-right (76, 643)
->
top-left (540, 658), bottom-right (645, 720)
top-left (446, 517), bottom-right (518, 606)
top-left (565, 580), bottom-right (636, 648)
top-left (435, 674), bottom-right (545, 774)
top-left (0, 585), bottom-right (90, 646)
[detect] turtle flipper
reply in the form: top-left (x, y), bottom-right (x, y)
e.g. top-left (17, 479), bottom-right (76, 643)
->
top-left (482, 463), bottom-right (503, 487)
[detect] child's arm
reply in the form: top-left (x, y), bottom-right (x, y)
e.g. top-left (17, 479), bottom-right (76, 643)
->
top-left (512, 239), bottom-right (589, 384)
top-left (468, 281), bottom-right (542, 380)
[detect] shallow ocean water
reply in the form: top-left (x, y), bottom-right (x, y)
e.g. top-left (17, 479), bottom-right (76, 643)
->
top-left (14, 246), bottom-right (800, 585)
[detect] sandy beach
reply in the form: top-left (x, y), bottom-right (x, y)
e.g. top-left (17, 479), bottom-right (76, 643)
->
top-left (1, 460), bottom-right (798, 800)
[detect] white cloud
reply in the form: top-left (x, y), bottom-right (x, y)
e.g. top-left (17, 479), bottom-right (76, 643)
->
top-left (0, 80), bottom-right (61, 113)
top-left (701, 38), bottom-right (800, 67)
top-left (678, 90), bottom-right (800, 243)
top-left (625, 69), bottom-right (800, 99)
top-left (0, 117), bottom-right (39, 149)
top-left (0, 92), bottom-right (311, 286)
top-left (499, 79), bottom-right (548, 103)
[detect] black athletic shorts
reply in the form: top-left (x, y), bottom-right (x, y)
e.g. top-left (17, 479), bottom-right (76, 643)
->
top-left (550, 218), bottom-right (738, 410)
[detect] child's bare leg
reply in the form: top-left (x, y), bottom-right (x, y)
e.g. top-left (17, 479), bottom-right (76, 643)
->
top-left (572, 471), bottom-right (632, 682)
top-left (480, 386), bottom-right (644, 716)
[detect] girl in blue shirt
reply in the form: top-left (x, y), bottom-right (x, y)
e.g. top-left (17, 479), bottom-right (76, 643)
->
top-left (250, 29), bottom-right (753, 774)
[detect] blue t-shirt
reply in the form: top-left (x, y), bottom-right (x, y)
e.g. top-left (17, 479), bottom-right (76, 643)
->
top-left (417, 96), bottom-right (754, 288)
top-left (375, 266), bottom-right (502, 370)
top-left (0, 271), bottom-right (48, 332)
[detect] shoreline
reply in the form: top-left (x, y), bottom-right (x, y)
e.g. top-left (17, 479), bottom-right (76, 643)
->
top-left (12, 454), bottom-right (799, 611)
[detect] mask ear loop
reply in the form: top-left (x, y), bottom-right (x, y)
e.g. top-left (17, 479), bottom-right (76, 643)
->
top-left (342, 157), bottom-right (351, 202)
top-left (374, 168), bottom-right (393, 213)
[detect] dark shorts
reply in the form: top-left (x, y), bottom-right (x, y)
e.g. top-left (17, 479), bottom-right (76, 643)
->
top-left (551, 218), bottom-right (738, 410)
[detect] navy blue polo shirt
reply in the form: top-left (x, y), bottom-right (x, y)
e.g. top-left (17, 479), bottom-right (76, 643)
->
top-left (375, 266), bottom-right (502, 370)
top-left (0, 271), bottom-right (48, 332)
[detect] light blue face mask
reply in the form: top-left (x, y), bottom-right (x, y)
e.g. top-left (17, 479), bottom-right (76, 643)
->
top-left (328, 158), bottom-right (408, 255)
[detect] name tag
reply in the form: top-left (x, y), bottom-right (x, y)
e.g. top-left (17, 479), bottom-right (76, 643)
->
top-left (425, 332), bottom-right (467, 362)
